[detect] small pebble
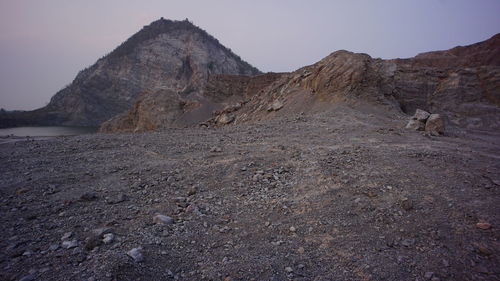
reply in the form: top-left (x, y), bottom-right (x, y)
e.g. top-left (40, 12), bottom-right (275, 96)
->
top-left (102, 233), bottom-right (114, 244)
top-left (61, 232), bottom-right (73, 241)
top-left (476, 222), bottom-right (492, 230)
top-left (127, 247), bottom-right (144, 262)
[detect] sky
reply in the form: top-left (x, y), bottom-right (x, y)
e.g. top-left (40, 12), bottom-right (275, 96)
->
top-left (0, 0), bottom-right (499, 110)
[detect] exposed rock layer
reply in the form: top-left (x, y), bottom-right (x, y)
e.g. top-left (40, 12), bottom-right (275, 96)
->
top-left (0, 18), bottom-right (260, 128)
top-left (1, 19), bottom-right (498, 133)
top-left (209, 34), bottom-right (500, 132)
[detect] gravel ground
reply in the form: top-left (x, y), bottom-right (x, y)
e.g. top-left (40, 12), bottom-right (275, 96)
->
top-left (1, 107), bottom-right (499, 281)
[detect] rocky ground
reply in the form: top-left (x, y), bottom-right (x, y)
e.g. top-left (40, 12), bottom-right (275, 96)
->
top-left (1, 106), bottom-right (499, 281)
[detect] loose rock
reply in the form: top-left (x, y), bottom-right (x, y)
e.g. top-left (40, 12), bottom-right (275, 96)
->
top-left (405, 119), bottom-right (425, 131)
top-left (153, 214), bottom-right (174, 225)
top-left (268, 100), bottom-right (284, 112)
top-left (425, 114), bottom-right (444, 135)
top-left (127, 247), bottom-right (144, 262)
top-left (61, 240), bottom-right (78, 249)
top-left (412, 109), bottom-right (431, 121)
top-left (476, 222), bottom-right (492, 230)
top-left (102, 233), bottom-right (114, 244)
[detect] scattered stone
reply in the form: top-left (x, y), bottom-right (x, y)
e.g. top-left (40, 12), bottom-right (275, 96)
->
top-left (210, 146), bottom-right (222, 153)
top-left (185, 204), bottom-right (202, 215)
top-left (268, 100), bottom-right (284, 112)
top-left (400, 198), bottom-right (413, 211)
top-left (412, 109), bottom-right (431, 121)
top-left (79, 192), bottom-right (98, 202)
top-left (424, 271), bottom-right (434, 280)
top-left (106, 193), bottom-right (128, 204)
top-left (48, 243), bottom-right (59, 251)
top-left (401, 238), bottom-right (415, 247)
top-left (102, 233), bottom-right (114, 244)
top-left (476, 222), bottom-right (492, 230)
top-left (18, 274), bottom-right (36, 281)
top-left (61, 240), bottom-right (78, 249)
top-left (425, 114), bottom-right (444, 135)
top-left (61, 232), bottom-right (73, 241)
top-left (84, 235), bottom-right (102, 251)
top-left (289, 226), bottom-right (297, 232)
top-left (187, 186), bottom-right (197, 196)
top-left (405, 119), bottom-right (425, 131)
top-left (153, 214), bottom-right (174, 225)
top-left (216, 114), bottom-right (234, 125)
top-left (297, 247), bottom-right (305, 254)
top-left (127, 247), bottom-right (144, 262)
top-left (284, 266), bottom-right (293, 273)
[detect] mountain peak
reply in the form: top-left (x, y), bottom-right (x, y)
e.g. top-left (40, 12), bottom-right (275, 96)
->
top-left (107, 18), bottom-right (201, 60)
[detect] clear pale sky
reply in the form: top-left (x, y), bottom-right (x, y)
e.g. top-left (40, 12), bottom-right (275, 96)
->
top-left (0, 0), bottom-right (499, 110)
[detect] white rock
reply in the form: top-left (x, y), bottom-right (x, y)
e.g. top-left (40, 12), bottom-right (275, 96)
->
top-left (268, 100), bottom-right (284, 111)
top-left (153, 214), bottom-right (174, 225)
top-left (61, 240), bottom-right (78, 249)
top-left (127, 247), bottom-right (144, 262)
top-left (425, 114), bottom-right (445, 135)
top-left (102, 233), bottom-right (114, 244)
top-left (61, 231), bottom-right (73, 241)
top-left (412, 109), bottom-right (430, 121)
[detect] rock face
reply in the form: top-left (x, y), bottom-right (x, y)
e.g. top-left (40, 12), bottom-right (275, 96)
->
top-left (213, 34), bottom-right (500, 133)
top-left (0, 18), bottom-right (260, 128)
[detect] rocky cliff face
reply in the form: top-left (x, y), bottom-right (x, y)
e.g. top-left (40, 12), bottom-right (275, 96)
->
top-left (0, 18), bottom-right (260, 128)
top-left (2, 20), bottom-right (498, 133)
top-left (209, 34), bottom-right (499, 132)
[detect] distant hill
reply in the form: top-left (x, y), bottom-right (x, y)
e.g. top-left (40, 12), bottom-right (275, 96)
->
top-left (0, 18), bottom-right (260, 128)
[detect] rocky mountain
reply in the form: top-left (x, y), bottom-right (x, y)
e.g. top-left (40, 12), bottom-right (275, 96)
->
top-left (0, 18), bottom-right (260, 128)
top-left (1, 19), bottom-right (498, 134)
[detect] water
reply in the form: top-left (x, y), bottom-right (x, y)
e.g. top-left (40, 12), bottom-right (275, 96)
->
top-left (0, 126), bottom-right (98, 137)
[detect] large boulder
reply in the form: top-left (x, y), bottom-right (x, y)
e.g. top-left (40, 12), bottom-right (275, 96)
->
top-left (425, 114), bottom-right (445, 135)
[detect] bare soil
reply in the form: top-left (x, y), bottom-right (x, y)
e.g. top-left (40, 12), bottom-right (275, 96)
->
top-left (1, 107), bottom-right (499, 281)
